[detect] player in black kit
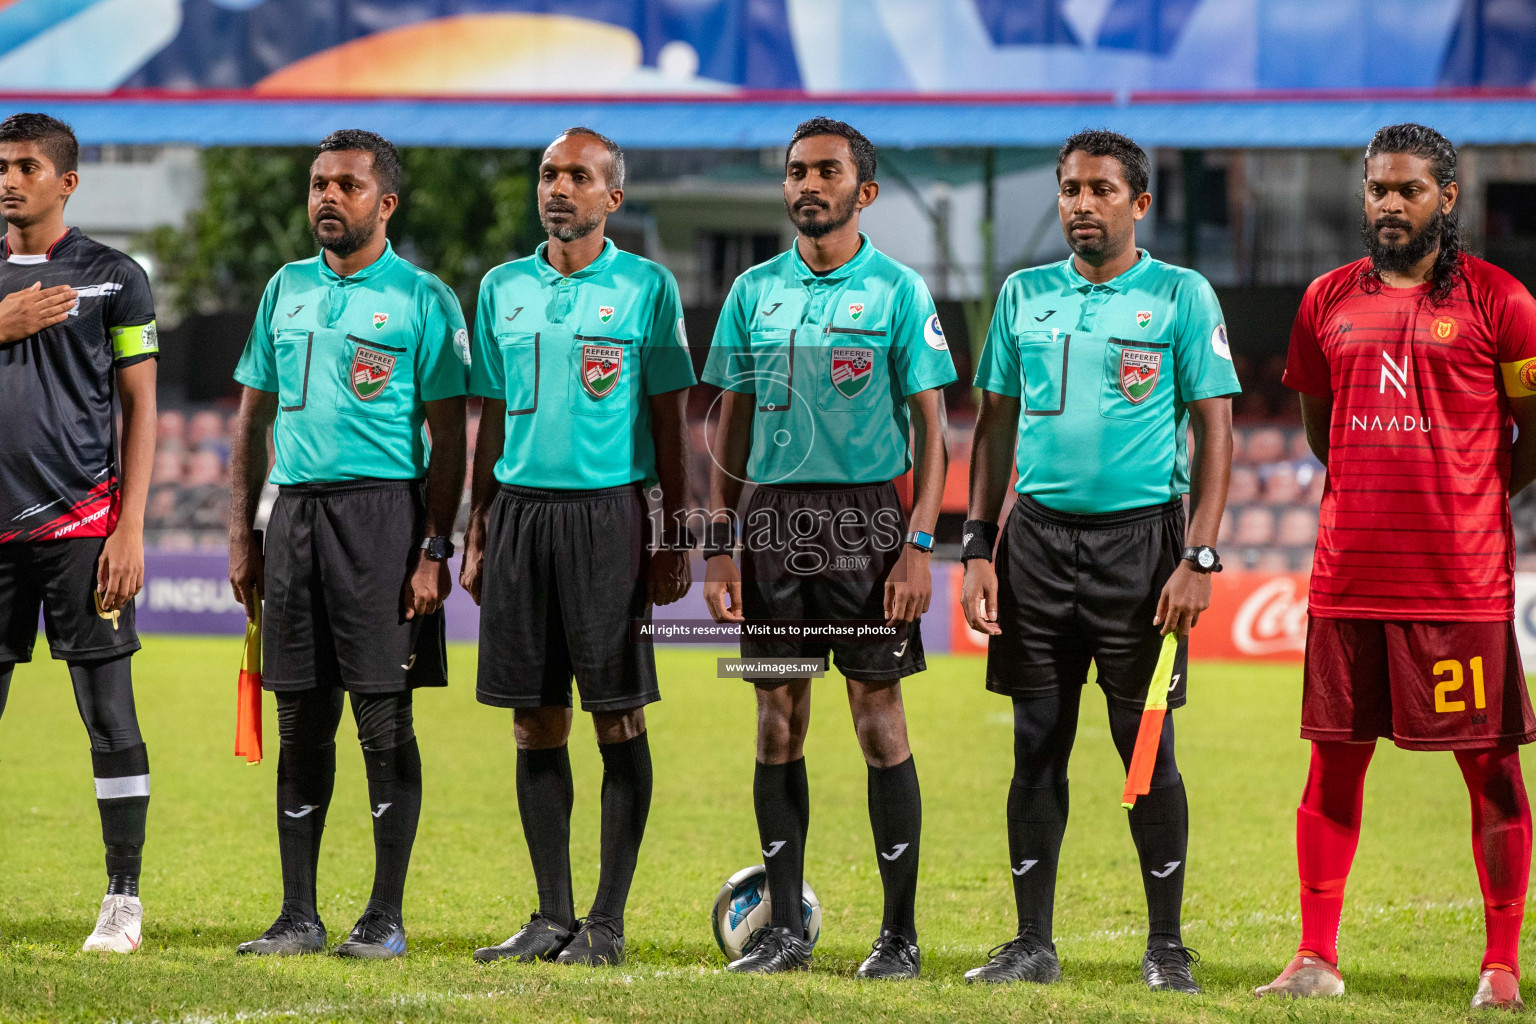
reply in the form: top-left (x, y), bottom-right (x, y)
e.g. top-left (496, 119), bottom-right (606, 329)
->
top-left (0, 114), bottom-right (159, 953)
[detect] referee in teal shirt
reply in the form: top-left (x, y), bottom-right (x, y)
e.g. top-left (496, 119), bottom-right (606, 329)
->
top-left (702, 119), bottom-right (956, 979)
top-left (228, 131), bottom-right (469, 961)
top-left (961, 131), bottom-right (1239, 992)
top-left (462, 129), bottom-right (695, 969)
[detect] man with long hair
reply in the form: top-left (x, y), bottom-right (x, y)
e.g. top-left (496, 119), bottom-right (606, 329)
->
top-left (1258, 123), bottom-right (1536, 1011)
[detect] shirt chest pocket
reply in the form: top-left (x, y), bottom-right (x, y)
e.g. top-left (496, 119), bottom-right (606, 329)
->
top-left (273, 328), bottom-right (318, 412)
top-left (496, 331), bottom-right (539, 416)
top-left (570, 334), bottom-right (633, 418)
top-left (817, 327), bottom-right (890, 412)
top-left (1100, 338), bottom-right (1171, 419)
top-left (338, 335), bottom-right (410, 419)
top-left (748, 327), bottom-right (794, 413)
top-left (1016, 329), bottom-right (1068, 417)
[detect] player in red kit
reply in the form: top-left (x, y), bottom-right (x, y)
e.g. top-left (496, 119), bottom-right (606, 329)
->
top-left (1257, 124), bottom-right (1536, 1011)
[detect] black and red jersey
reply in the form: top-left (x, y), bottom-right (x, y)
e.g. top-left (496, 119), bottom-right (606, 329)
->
top-left (0, 227), bottom-right (157, 544)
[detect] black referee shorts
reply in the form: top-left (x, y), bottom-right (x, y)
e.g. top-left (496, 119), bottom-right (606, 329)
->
top-left (988, 495), bottom-right (1188, 709)
top-left (0, 538), bottom-right (139, 663)
top-left (475, 483), bottom-right (658, 713)
top-left (741, 481), bottom-right (923, 684)
top-left (262, 479), bottom-right (446, 694)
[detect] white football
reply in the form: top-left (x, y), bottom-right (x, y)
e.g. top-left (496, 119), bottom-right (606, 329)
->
top-left (711, 864), bottom-right (822, 961)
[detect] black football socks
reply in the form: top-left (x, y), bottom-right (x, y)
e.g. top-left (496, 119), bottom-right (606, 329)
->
top-left (362, 737), bottom-right (422, 916)
top-left (754, 757), bottom-right (810, 934)
top-left (588, 733), bottom-right (654, 929)
top-left (1128, 779), bottom-right (1189, 949)
top-left (1007, 779), bottom-right (1069, 945)
top-left (92, 744), bottom-right (150, 898)
top-left (518, 744), bottom-right (577, 929)
top-left (276, 739), bottom-right (335, 916)
top-left (867, 756), bottom-right (922, 942)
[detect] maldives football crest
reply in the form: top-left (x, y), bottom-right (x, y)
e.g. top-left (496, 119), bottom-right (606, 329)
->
top-left (831, 346), bottom-right (874, 398)
top-left (582, 344), bottom-right (623, 398)
top-left (350, 346), bottom-right (396, 401)
top-left (1119, 348), bottom-right (1161, 404)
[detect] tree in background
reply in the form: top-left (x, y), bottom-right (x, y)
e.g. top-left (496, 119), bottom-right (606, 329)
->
top-left (141, 146), bottom-right (543, 321)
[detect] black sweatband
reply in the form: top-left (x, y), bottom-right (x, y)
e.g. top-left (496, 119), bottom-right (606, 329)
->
top-left (703, 520), bottom-right (735, 560)
top-left (961, 519), bottom-right (1000, 562)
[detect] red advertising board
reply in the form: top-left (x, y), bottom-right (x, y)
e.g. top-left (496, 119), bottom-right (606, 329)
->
top-left (947, 569), bottom-right (1309, 661)
top-left (1192, 572), bottom-right (1308, 661)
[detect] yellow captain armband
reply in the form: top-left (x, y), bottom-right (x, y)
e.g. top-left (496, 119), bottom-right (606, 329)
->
top-left (110, 321), bottom-right (159, 361)
top-left (1501, 357), bottom-right (1536, 397)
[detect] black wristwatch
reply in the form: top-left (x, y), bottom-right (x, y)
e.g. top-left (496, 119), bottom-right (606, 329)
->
top-left (1181, 545), bottom-right (1222, 573)
top-left (420, 536), bottom-right (455, 562)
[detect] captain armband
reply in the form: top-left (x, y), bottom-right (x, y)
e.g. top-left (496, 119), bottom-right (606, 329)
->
top-left (110, 321), bottom-right (159, 361)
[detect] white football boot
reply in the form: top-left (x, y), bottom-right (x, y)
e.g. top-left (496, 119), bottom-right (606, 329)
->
top-left (81, 894), bottom-right (142, 953)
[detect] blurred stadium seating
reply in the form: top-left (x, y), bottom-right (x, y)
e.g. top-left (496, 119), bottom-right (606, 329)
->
top-left (148, 391), bottom-right (1536, 573)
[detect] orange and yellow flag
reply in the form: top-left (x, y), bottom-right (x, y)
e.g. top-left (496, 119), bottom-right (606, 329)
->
top-left (1122, 632), bottom-right (1179, 809)
top-left (235, 596), bottom-right (263, 765)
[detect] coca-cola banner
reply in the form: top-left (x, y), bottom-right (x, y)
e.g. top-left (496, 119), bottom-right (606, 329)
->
top-left (1189, 572), bottom-right (1309, 662)
top-left (951, 571), bottom-right (1536, 664)
top-left (1191, 571), bottom-right (1536, 664)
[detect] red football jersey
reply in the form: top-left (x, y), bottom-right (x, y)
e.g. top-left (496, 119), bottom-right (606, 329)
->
top-left (1284, 254), bottom-right (1536, 621)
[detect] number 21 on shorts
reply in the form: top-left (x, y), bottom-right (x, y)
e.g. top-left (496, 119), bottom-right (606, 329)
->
top-left (1433, 657), bottom-right (1486, 713)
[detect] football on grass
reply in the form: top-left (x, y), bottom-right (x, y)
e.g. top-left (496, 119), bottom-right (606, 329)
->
top-left (711, 864), bottom-right (822, 961)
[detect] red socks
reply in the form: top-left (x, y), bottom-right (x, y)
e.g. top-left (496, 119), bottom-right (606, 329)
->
top-left (1295, 741), bottom-right (1375, 964)
top-left (1455, 745), bottom-right (1531, 977)
top-left (1295, 740), bottom-right (1531, 975)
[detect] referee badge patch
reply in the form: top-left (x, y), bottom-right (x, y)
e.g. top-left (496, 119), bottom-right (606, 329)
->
top-left (582, 344), bottom-right (623, 398)
top-left (350, 346), bottom-right (396, 401)
top-left (831, 346), bottom-right (874, 398)
top-left (1119, 348), bottom-right (1161, 404)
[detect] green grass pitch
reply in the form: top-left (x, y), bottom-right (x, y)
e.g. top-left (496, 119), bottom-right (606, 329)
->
top-left (0, 636), bottom-right (1529, 1022)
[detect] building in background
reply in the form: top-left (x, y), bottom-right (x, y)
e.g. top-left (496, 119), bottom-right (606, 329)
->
top-left (3, 0), bottom-right (1535, 567)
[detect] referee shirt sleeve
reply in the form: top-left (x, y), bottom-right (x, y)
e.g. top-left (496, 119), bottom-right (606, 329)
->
top-left (890, 272), bottom-right (958, 395)
top-left (233, 274), bottom-right (280, 392)
top-left (1172, 271), bottom-right (1241, 402)
top-left (972, 276), bottom-right (1022, 397)
top-left (468, 271), bottom-right (505, 400)
top-left (416, 277), bottom-right (470, 401)
top-left (701, 278), bottom-right (754, 393)
top-left (1283, 277), bottom-right (1332, 398)
top-left (105, 258), bottom-right (158, 367)
top-left (641, 267), bottom-right (696, 395)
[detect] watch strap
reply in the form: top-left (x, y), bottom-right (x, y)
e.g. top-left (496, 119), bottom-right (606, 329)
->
top-left (905, 530), bottom-right (934, 553)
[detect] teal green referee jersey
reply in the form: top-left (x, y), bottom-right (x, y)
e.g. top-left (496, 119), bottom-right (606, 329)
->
top-left (233, 242), bottom-right (470, 486)
top-left (973, 251), bottom-right (1241, 514)
top-left (702, 235), bottom-right (957, 484)
top-left (468, 238), bottom-right (696, 490)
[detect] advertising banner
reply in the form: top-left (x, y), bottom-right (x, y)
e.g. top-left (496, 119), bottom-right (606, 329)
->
top-left (126, 552), bottom-right (1536, 666)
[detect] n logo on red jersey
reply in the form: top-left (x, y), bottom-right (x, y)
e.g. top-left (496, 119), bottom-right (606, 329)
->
top-left (1379, 351), bottom-right (1409, 397)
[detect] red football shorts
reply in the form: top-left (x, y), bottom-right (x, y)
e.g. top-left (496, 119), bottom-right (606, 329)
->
top-left (1302, 618), bottom-right (1536, 751)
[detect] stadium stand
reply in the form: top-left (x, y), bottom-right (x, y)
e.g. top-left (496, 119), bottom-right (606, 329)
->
top-left (146, 402), bottom-right (1536, 573)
